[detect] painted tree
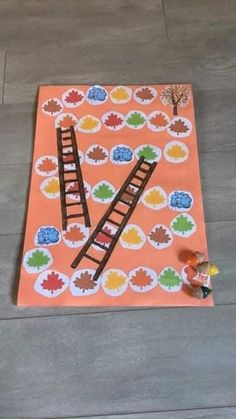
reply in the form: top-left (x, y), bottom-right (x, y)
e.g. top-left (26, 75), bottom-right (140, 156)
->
top-left (104, 271), bottom-right (126, 290)
top-left (43, 99), bottom-right (62, 114)
top-left (87, 145), bottom-right (107, 162)
top-left (80, 116), bottom-right (99, 131)
top-left (135, 87), bottom-right (154, 101)
top-left (130, 269), bottom-right (153, 289)
top-left (150, 113), bottom-right (168, 128)
top-left (171, 214), bottom-right (194, 235)
top-left (104, 113), bottom-right (124, 129)
top-left (96, 226), bottom-right (114, 245)
top-left (111, 87), bottom-right (129, 101)
top-left (27, 250), bottom-right (50, 270)
top-left (41, 271), bottom-right (65, 294)
top-left (166, 144), bottom-right (187, 159)
top-left (64, 225), bottom-right (85, 243)
top-left (159, 268), bottom-right (181, 290)
top-left (121, 228), bottom-right (142, 245)
top-left (169, 119), bottom-right (189, 135)
top-left (65, 90), bottom-right (84, 105)
top-left (126, 112), bottom-right (145, 128)
top-left (73, 271), bottom-right (96, 292)
top-left (60, 115), bottom-right (77, 128)
top-left (93, 183), bottom-right (114, 201)
top-left (149, 226), bottom-right (171, 246)
top-left (43, 178), bottom-right (60, 194)
top-left (161, 85), bottom-right (191, 115)
top-left (38, 158), bottom-right (57, 173)
top-left (144, 189), bottom-right (165, 206)
top-left (137, 146), bottom-right (157, 161)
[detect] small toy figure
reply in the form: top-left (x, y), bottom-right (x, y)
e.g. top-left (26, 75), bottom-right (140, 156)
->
top-left (183, 251), bottom-right (219, 299)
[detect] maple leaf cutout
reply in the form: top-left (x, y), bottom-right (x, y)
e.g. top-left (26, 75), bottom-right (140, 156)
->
top-left (167, 144), bottom-right (186, 159)
top-left (105, 271), bottom-right (126, 290)
top-left (43, 99), bottom-right (62, 114)
top-left (150, 113), bottom-right (168, 127)
top-left (65, 90), bottom-right (84, 105)
top-left (96, 226), bottom-right (114, 245)
top-left (170, 119), bottom-right (189, 134)
top-left (87, 146), bottom-right (107, 162)
top-left (144, 189), bottom-right (165, 206)
top-left (41, 271), bottom-right (65, 294)
top-left (43, 178), bottom-right (60, 194)
top-left (130, 268), bottom-right (153, 289)
top-left (121, 228), bottom-right (142, 245)
top-left (80, 116), bottom-right (99, 130)
top-left (104, 113), bottom-right (124, 128)
top-left (64, 225), bottom-right (85, 242)
top-left (111, 87), bottom-right (129, 101)
top-left (38, 158), bottom-right (57, 173)
top-left (60, 115), bottom-right (77, 128)
top-left (149, 226), bottom-right (171, 245)
top-left (136, 87), bottom-right (154, 101)
top-left (73, 271), bottom-right (96, 292)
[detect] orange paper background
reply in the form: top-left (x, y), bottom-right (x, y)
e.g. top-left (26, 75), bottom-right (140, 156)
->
top-left (17, 84), bottom-right (213, 307)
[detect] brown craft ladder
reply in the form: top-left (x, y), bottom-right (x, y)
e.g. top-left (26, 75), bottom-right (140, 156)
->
top-left (71, 157), bottom-right (157, 280)
top-left (56, 126), bottom-right (91, 230)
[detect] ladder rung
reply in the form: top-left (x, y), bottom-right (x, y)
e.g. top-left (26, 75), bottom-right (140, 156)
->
top-left (138, 168), bottom-right (148, 173)
top-left (84, 254), bottom-right (101, 264)
top-left (99, 229), bottom-right (114, 239)
top-left (62, 143), bottom-right (72, 148)
top-left (119, 198), bottom-right (132, 206)
top-left (113, 208), bottom-right (127, 216)
top-left (129, 182), bottom-right (140, 188)
top-left (63, 152), bottom-right (74, 156)
top-left (123, 190), bottom-right (135, 197)
top-left (93, 241), bottom-right (109, 251)
top-left (66, 202), bottom-right (82, 207)
top-left (60, 129), bottom-right (71, 134)
top-left (65, 189), bottom-right (80, 195)
top-left (107, 218), bottom-right (120, 227)
top-left (64, 178), bottom-right (77, 183)
top-left (142, 160), bottom-right (152, 167)
top-left (63, 169), bottom-right (76, 174)
top-left (134, 175), bottom-right (144, 181)
top-left (63, 159), bottom-right (75, 164)
top-left (66, 213), bottom-right (84, 219)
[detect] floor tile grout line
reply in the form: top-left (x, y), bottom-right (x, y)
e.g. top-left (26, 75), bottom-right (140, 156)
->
top-left (161, 0), bottom-right (169, 41)
top-left (0, 303), bottom-right (235, 322)
top-left (1, 51), bottom-right (7, 104)
top-left (23, 403), bottom-right (236, 419)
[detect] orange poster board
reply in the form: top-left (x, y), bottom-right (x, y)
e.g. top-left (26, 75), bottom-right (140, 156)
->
top-left (17, 84), bottom-right (213, 307)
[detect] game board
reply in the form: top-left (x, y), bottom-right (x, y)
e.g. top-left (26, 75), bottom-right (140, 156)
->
top-left (17, 84), bottom-right (213, 307)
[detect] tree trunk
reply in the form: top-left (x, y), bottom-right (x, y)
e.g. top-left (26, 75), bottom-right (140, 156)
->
top-left (173, 104), bottom-right (178, 115)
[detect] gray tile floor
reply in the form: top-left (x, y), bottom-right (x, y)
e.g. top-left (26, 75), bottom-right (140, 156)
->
top-left (0, 1), bottom-right (235, 418)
